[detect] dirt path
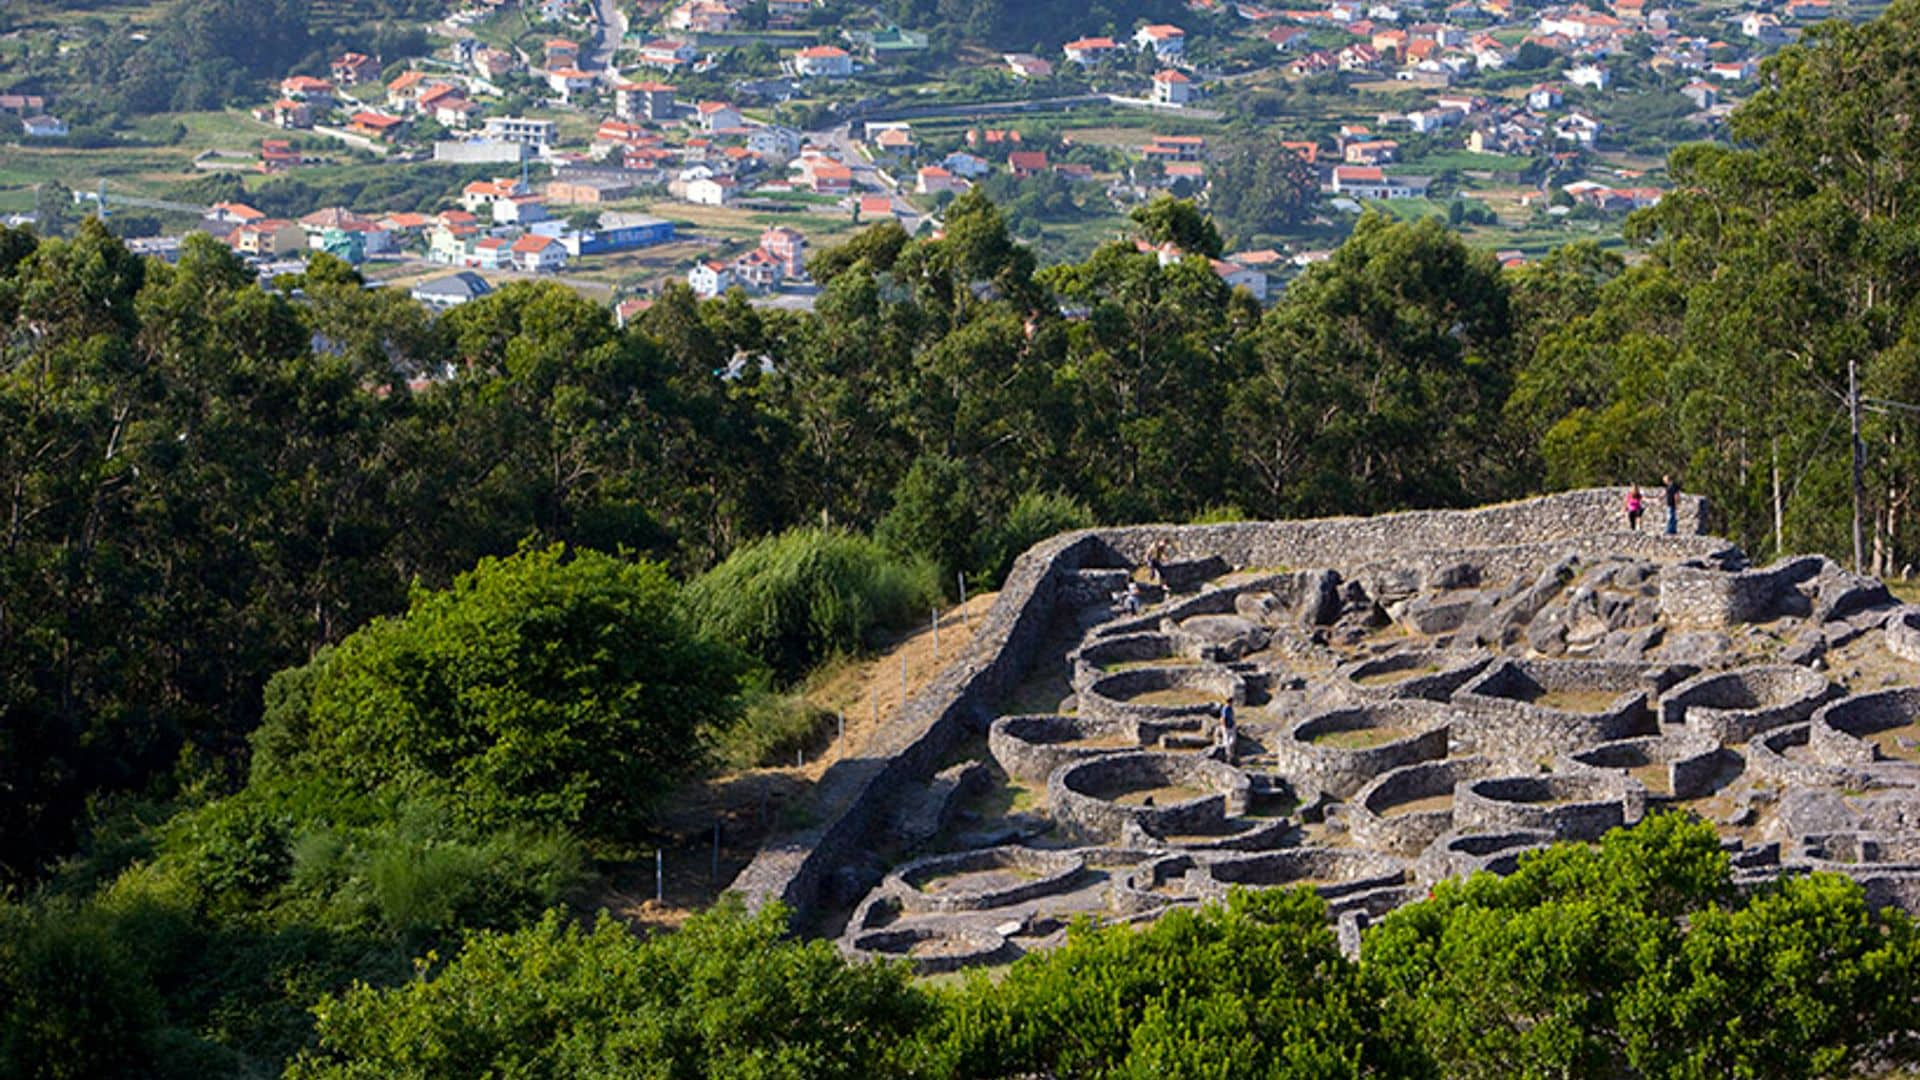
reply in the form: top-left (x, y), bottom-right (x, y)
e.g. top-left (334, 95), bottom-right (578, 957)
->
top-left (598, 592), bottom-right (1000, 931)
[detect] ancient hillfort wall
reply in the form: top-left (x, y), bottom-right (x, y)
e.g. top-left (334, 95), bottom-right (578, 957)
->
top-left (729, 488), bottom-right (1722, 926)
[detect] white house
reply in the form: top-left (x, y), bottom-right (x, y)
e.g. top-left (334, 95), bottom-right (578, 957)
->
top-left (1741, 11), bottom-right (1790, 43)
top-left (689, 259), bottom-right (734, 297)
top-left (1567, 63), bottom-right (1611, 90)
top-left (483, 117), bottom-right (557, 147)
top-left (915, 165), bottom-right (969, 194)
top-left (546, 67), bottom-right (598, 100)
top-left (1211, 259), bottom-right (1269, 303)
top-left (1526, 83), bottom-right (1564, 110)
top-left (1554, 110), bottom-right (1603, 144)
top-left (22, 115), bottom-right (67, 138)
top-left (1329, 165), bottom-right (1422, 198)
top-left (793, 45), bottom-right (853, 77)
top-left (940, 151), bottom-right (991, 178)
top-left (748, 125), bottom-right (804, 159)
top-left (685, 176), bottom-right (736, 205)
top-left (1062, 36), bottom-right (1119, 65)
top-left (638, 39), bottom-right (698, 69)
top-left (1151, 69), bottom-right (1196, 106)
top-left (695, 101), bottom-right (744, 131)
top-left (1133, 24), bottom-right (1187, 58)
top-left (510, 233), bottom-right (566, 273)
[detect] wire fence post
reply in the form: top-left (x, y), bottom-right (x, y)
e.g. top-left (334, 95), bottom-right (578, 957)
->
top-left (958, 572), bottom-right (968, 627)
top-left (655, 848), bottom-right (664, 905)
top-left (931, 607), bottom-right (940, 659)
top-left (899, 652), bottom-right (908, 706)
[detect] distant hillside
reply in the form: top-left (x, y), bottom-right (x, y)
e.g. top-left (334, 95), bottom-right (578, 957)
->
top-left (885, 0), bottom-right (1192, 50)
top-left (29, 0), bottom-right (442, 117)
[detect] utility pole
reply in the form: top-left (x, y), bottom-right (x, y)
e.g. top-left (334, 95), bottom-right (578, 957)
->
top-left (1851, 352), bottom-right (1865, 573)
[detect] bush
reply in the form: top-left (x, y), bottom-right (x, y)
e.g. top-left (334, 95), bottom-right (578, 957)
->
top-left (713, 689), bottom-right (834, 771)
top-left (687, 527), bottom-right (939, 684)
top-left (290, 900), bottom-right (930, 1079)
top-left (919, 887), bottom-right (1414, 1078)
top-left (249, 544), bottom-right (745, 843)
top-left (976, 489), bottom-right (1097, 587)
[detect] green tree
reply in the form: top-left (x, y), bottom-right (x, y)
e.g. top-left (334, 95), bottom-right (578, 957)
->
top-left (1130, 194), bottom-right (1224, 258)
top-left (250, 544), bottom-right (745, 843)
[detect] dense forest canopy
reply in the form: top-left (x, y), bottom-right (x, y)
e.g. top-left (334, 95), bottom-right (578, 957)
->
top-left (7, 0), bottom-right (1920, 1069)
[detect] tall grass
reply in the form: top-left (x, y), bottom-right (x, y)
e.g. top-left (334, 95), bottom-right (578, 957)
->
top-left (686, 528), bottom-right (941, 685)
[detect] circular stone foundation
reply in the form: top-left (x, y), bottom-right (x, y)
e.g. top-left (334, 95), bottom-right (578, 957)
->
top-left (1454, 772), bottom-right (1638, 841)
top-left (887, 847), bottom-right (1086, 914)
top-left (1271, 700), bottom-right (1451, 799)
top-left (847, 926), bottom-right (1016, 974)
top-left (1811, 688), bottom-right (1920, 769)
top-left (1049, 752), bottom-right (1251, 844)
top-left (1330, 649), bottom-right (1492, 703)
top-left (1659, 665), bottom-right (1837, 744)
top-left (1195, 848), bottom-right (1407, 902)
top-left (1079, 665), bottom-right (1243, 727)
top-left (988, 713), bottom-right (1142, 783)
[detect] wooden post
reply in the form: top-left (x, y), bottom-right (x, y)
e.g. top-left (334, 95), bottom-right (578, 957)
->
top-left (655, 848), bottom-right (664, 905)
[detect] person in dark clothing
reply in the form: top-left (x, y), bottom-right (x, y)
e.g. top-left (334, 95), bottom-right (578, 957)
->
top-left (1663, 474), bottom-right (1680, 535)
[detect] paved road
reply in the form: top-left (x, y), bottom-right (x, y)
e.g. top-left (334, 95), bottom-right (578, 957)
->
top-left (584, 0), bottom-right (628, 72)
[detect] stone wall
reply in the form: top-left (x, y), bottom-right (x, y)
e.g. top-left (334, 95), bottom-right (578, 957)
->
top-left (1659, 665), bottom-right (1837, 744)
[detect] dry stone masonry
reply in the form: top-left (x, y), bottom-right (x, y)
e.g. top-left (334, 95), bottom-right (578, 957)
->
top-left (725, 489), bottom-right (1920, 972)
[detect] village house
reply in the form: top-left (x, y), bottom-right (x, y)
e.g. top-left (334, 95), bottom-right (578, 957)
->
top-left (228, 219), bottom-right (307, 258)
top-left (511, 233), bottom-right (567, 273)
top-left (940, 151), bottom-right (992, 178)
top-left (544, 39), bottom-right (580, 68)
top-left (472, 46), bottom-right (517, 78)
top-left (469, 235), bottom-right (513, 270)
top-left (279, 76), bottom-right (337, 110)
top-left (331, 52), bottom-right (380, 85)
top-left (615, 80), bottom-right (677, 122)
top-left (796, 154), bottom-right (852, 193)
top-left (766, 0), bottom-right (813, 25)
top-left (1062, 36), bottom-right (1119, 65)
top-left (1741, 11), bottom-right (1789, 43)
top-left (461, 177), bottom-right (530, 215)
top-left (259, 138), bottom-right (302, 173)
top-left (1527, 83), bottom-right (1564, 110)
top-left (411, 271), bottom-right (493, 310)
top-left (688, 260), bottom-right (734, 297)
top-left (1343, 138), bottom-right (1399, 164)
top-left (1212, 259), bottom-right (1269, 302)
top-left (761, 225), bottom-right (808, 277)
top-left (1005, 53), bottom-right (1054, 78)
top-left (1134, 24), bottom-right (1187, 58)
top-left (346, 111), bottom-right (407, 141)
top-left (1680, 80), bottom-right (1718, 109)
top-left (483, 117), bottom-right (558, 147)
top-left (547, 68), bottom-right (598, 100)
top-left (429, 223), bottom-right (479, 264)
top-left (1535, 8), bottom-right (1622, 40)
top-left (696, 101), bottom-right (745, 131)
top-left (1007, 150), bottom-right (1048, 178)
top-left (267, 99), bottom-right (313, 129)
top-left (1151, 69), bottom-right (1196, 106)
top-left (1143, 134), bottom-right (1206, 162)
top-left (547, 175), bottom-right (637, 204)
top-left (1554, 110), bottom-right (1603, 144)
top-left (748, 125), bottom-right (804, 160)
top-left (793, 44), bottom-right (853, 77)
top-left (685, 175), bottom-right (736, 205)
top-left (386, 71), bottom-right (439, 111)
top-left (493, 193), bottom-right (549, 225)
top-left (732, 247), bottom-right (782, 291)
top-left (1567, 62), bottom-right (1611, 89)
top-left (916, 165), bottom-right (969, 194)
top-left (639, 39), bottom-right (698, 69)
top-left (1329, 165), bottom-right (1424, 199)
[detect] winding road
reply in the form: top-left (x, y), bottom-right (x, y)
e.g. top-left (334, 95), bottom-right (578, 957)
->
top-left (585, 0), bottom-right (629, 72)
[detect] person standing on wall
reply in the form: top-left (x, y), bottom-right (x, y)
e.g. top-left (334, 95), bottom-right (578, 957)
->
top-left (1217, 700), bottom-right (1236, 761)
top-left (1663, 474), bottom-right (1680, 535)
top-left (1625, 485), bottom-right (1644, 531)
top-left (1146, 538), bottom-right (1170, 587)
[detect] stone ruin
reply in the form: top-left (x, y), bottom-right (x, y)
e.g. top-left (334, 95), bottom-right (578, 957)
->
top-left (727, 489), bottom-right (1920, 973)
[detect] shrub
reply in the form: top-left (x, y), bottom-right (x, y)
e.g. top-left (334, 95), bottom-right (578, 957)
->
top-left (249, 544), bottom-right (745, 843)
top-left (976, 489), bottom-right (1097, 588)
top-left (687, 527), bottom-right (939, 684)
top-left (290, 900), bottom-right (929, 1079)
